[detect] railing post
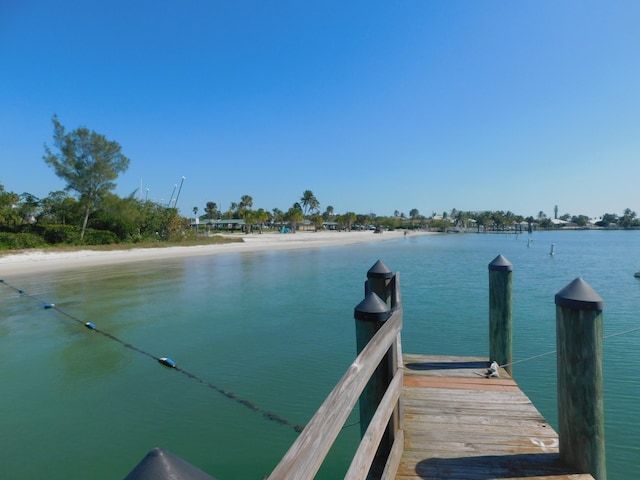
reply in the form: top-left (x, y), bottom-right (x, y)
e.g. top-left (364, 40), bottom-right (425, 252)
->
top-left (488, 254), bottom-right (513, 375)
top-left (555, 278), bottom-right (606, 480)
top-left (366, 259), bottom-right (394, 306)
top-left (356, 260), bottom-right (396, 478)
top-left (354, 292), bottom-right (391, 437)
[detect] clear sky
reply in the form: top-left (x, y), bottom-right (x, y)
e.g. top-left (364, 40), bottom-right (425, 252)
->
top-left (1, 1), bottom-right (639, 219)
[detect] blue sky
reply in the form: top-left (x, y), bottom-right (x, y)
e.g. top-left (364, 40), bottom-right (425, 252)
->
top-left (1, 1), bottom-right (639, 219)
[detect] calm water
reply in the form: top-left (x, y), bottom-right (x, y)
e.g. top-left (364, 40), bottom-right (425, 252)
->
top-left (1, 230), bottom-right (639, 478)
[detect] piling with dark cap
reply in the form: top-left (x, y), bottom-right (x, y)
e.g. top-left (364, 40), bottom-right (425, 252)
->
top-left (365, 259), bottom-right (394, 306)
top-left (555, 278), bottom-right (606, 479)
top-left (355, 261), bottom-right (399, 477)
top-left (354, 291), bottom-right (391, 439)
top-left (123, 447), bottom-right (217, 480)
top-left (488, 254), bottom-right (513, 375)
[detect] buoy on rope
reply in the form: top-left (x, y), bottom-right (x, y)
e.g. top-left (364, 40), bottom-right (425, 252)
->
top-left (44, 303), bottom-right (55, 309)
top-left (158, 357), bottom-right (177, 368)
top-left (85, 322), bottom-right (96, 330)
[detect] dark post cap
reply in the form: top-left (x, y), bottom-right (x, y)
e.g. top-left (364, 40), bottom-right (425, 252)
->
top-left (488, 254), bottom-right (513, 272)
top-left (123, 447), bottom-right (217, 480)
top-left (354, 292), bottom-right (391, 321)
top-left (555, 277), bottom-right (604, 311)
top-left (367, 260), bottom-right (393, 279)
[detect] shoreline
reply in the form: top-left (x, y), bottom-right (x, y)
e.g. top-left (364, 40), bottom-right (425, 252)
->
top-left (0, 230), bottom-right (434, 276)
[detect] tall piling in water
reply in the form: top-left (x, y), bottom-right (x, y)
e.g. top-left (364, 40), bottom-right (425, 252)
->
top-left (555, 277), bottom-right (606, 479)
top-left (488, 254), bottom-right (513, 375)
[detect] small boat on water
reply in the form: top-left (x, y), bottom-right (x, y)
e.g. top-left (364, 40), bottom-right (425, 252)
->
top-left (635, 271), bottom-right (640, 278)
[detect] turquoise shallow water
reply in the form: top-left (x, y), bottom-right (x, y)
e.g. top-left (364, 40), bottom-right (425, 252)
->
top-left (1, 230), bottom-right (639, 478)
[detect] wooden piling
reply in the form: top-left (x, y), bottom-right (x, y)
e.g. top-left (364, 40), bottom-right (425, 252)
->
top-left (354, 261), bottom-right (397, 478)
top-left (355, 292), bottom-right (391, 438)
top-left (488, 254), bottom-right (513, 375)
top-left (366, 259), bottom-right (394, 306)
top-left (555, 278), bottom-right (606, 480)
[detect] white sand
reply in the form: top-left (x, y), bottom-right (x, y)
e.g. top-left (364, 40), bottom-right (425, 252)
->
top-left (0, 230), bottom-right (433, 276)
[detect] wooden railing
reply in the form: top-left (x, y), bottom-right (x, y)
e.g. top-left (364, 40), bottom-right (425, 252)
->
top-left (267, 269), bottom-right (404, 480)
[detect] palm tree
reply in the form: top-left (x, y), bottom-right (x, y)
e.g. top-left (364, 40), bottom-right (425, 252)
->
top-left (310, 213), bottom-right (324, 231)
top-left (205, 202), bottom-right (218, 220)
top-left (239, 195), bottom-right (253, 211)
top-left (243, 209), bottom-right (257, 234)
top-left (272, 208), bottom-right (284, 230)
top-left (285, 204), bottom-right (304, 232)
top-left (222, 202), bottom-right (238, 219)
top-left (322, 205), bottom-right (334, 221)
top-left (454, 210), bottom-right (469, 229)
top-left (300, 190), bottom-right (319, 217)
top-left (237, 195), bottom-right (253, 233)
top-left (342, 211), bottom-right (357, 231)
top-left (254, 208), bottom-right (270, 233)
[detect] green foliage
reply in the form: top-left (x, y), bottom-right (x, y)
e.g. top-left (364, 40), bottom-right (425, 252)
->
top-left (284, 204), bottom-right (304, 231)
top-left (43, 115), bottom-right (130, 239)
top-left (91, 194), bottom-right (144, 241)
top-left (572, 215), bottom-right (590, 227)
top-left (309, 213), bottom-right (324, 230)
top-left (0, 189), bottom-right (21, 227)
top-left (41, 224), bottom-right (80, 244)
top-left (204, 202), bottom-right (219, 220)
top-left (82, 229), bottom-right (120, 245)
top-left (619, 208), bottom-right (639, 228)
top-left (39, 191), bottom-right (81, 225)
top-left (0, 232), bottom-right (47, 250)
top-left (300, 190), bottom-right (320, 216)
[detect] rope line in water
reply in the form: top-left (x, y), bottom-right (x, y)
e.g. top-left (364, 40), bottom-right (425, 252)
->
top-left (498, 325), bottom-right (640, 370)
top-left (1, 279), bottom-right (305, 434)
top-left (17, 278), bottom-right (640, 425)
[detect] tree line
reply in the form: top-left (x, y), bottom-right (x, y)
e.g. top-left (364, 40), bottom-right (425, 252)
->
top-left (1, 117), bottom-right (638, 251)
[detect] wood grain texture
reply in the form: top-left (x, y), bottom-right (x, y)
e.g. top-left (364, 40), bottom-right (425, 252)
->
top-left (395, 355), bottom-right (595, 480)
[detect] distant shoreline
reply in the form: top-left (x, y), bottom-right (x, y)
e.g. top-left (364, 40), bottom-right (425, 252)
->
top-left (0, 230), bottom-right (436, 276)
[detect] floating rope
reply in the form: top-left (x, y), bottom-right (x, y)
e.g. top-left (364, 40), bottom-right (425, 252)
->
top-left (1, 279), bottom-right (304, 434)
top-left (498, 325), bottom-right (640, 370)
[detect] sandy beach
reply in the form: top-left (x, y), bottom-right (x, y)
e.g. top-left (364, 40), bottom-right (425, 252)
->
top-left (0, 230), bottom-right (433, 276)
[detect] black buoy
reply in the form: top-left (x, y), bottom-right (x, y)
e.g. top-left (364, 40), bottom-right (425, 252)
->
top-left (44, 303), bottom-right (55, 309)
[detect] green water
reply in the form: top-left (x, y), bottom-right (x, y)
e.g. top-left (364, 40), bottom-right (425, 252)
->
top-left (1, 230), bottom-right (639, 478)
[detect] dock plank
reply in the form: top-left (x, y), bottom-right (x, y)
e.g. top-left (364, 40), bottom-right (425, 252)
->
top-left (395, 355), bottom-right (594, 480)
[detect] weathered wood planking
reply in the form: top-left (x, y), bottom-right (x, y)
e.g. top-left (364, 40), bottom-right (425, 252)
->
top-left (395, 354), bottom-right (595, 480)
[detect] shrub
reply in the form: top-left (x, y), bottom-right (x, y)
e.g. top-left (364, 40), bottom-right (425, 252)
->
top-left (42, 224), bottom-right (80, 245)
top-left (82, 229), bottom-right (120, 245)
top-left (0, 232), bottom-right (47, 250)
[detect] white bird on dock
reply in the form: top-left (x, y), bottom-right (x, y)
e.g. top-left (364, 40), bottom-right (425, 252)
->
top-left (485, 361), bottom-right (500, 378)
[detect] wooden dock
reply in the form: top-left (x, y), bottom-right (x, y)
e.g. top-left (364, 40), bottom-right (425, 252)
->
top-left (396, 354), bottom-right (595, 480)
top-left (164, 262), bottom-right (604, 480)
